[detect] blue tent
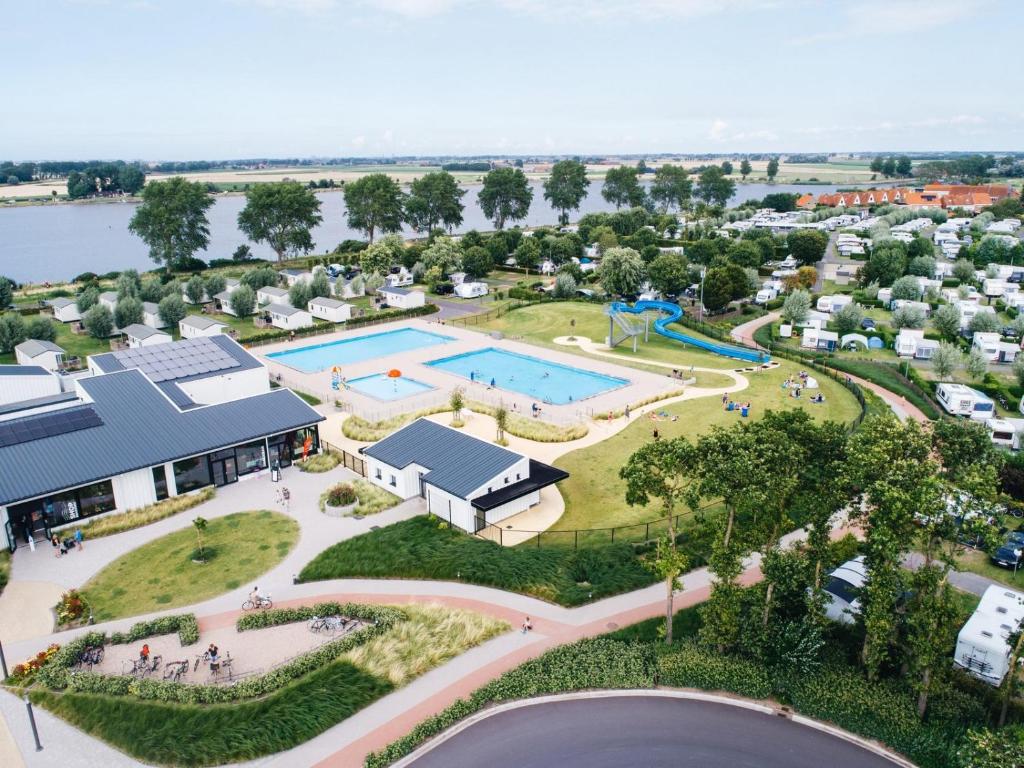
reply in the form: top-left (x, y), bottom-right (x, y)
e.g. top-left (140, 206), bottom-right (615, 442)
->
top-left (867, 337), bottom-right (885, 349)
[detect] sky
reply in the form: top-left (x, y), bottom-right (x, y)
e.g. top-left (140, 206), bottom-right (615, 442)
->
top-left (3, 0), bottom-right (1023, 160)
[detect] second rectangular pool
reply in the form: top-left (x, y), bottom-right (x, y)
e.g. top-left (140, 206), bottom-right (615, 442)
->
top-left (266, 328), bottom-right (454, 372)
top-left (426, 347), bottom-right (629, 405)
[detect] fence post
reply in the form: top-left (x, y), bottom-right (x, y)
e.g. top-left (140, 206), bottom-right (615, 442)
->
top-left (611, 527), bottom-right (615, 543)
top-left (645, 522), bottom-right (650, 541)
top-left (574, 530), bottom-right (578, 550)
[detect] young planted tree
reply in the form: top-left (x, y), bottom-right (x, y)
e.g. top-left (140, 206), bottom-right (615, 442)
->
top-left (931, 303), bottom-right (962, 341)
top-left (781, 289), bottom-right (811, 324)
top-left (478, 168), bottom-right (533, 230)
top-left (620, 437), bottom-right (700, 643)
top-left (113, 296), bottom-right (143, 329)
top-left (831, 302), bottom-right (863, 336)
top-left (494, 405), bottom-right (508, 445)
top-left (128, 177), bottom-right (213, 273)
top-left (766, 157), bottom-right (779, 182)
top-left (931, 341), bottom-right (963, 379)
top-left (543, 160), bottom-right (590, 225)
top-left (192, 516), bottom-right (208, 561)
top-left (184, 275), bottom-right (206, 305)
top-left (404, 171), bottom-right (466, 233)
top-left (646, 536), bottom-right (690, 643)
top-left (965, 347), bottom-right (989, 380)
top-left (450, 387), bottom-right (465, 425)
top-left (237, 181), bottom-right (323, 261)
top-left (82, 304), bottom-right (114, 338)
top-left (343, 173), bottom-right (405, 243)
top-left (229, 285), bottom-right (256, 317)
top-left (157, 294), bottom-right (187, 327)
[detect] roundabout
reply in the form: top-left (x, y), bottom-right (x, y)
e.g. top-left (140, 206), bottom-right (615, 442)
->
top-left (404, 692), bottom-right (906, 768)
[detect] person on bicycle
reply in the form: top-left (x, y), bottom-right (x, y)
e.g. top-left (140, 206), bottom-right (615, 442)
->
top-left (251, 585), bottom-right (269, 606)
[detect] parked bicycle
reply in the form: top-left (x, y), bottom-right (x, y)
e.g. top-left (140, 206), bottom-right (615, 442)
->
top-left (210, 652), bottom-right (233, 682)
top-left (77, 645), bottom-right (104, 669)
top-left (308, 615), bottom-right (348, 634)
top-left (163, 660), bottom-right (189, 682)
top-left (194, 650), bottom-right (214, 672)
top-left (123, 654), bottom-right (162, 677)
top-left (242, 594), bottom-right (273, 610)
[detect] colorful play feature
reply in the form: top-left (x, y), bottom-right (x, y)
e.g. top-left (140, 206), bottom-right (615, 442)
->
top-left (607, 300), bottom-right (769, 364)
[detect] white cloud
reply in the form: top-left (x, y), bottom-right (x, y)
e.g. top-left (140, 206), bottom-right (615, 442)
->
top-left (351, 135), bottom-right (366, 147)
top-left (708, 118), bottom-right (777, 143)
top-left (798, 114), bottom-right (986, 136)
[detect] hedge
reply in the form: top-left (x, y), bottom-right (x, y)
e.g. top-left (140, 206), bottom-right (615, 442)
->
top-left (236, 602), bottom-right (405, 632)
top-left (364, 638), bottom-right (656, 767)
top-left (656, 641), bottom-right (772, 699)
top-left (108, 614), bottom-right (200, 647)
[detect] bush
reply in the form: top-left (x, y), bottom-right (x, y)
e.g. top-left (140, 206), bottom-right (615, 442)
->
top-left (324, 483), bottom-right (358, 508)
top-left (657, 640), bottom-right (773, 699)
top-left (59, 488), bottom-right (214, 540)
top-left (108, 614), bottom-right (200, 647)
top-left (236, 602), bottom-right (405, 632)
top-left (55, 590), bottom-right (88, 625)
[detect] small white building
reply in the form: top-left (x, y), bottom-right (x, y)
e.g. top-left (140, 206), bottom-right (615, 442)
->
top-left (816, 295), bottom-right (853, 314)
top-left (954, 585), bottom-right (1024, 686)
top-left (972, 332), bottom-right (1018, 364)
top-left (754, 287), bottom-right (778, 304)
top-left (936, 383), bottom-right (996, 421)
top-left (0, 365), bottom-right (61, 407)
top-left (14, 340), bottom-right (65, 372)
top-left (893, 329), bottom-right (938, 359)
top-left (215, 290), bottom-right (251, 317)
top-left (141, 301), bottom-right (167, 329)
top-left (98, 291), bottom-right (118, 312)
top-left (279, 269), bottom-right (312, 287)
top-left (267, 303), bottom-right (313, 331)
top-left (179, 315), bottom-right (229, 339)
top-left (307, 297), bottom-right (352, 323)
top-left (334, 279), bottom-right (365, 300)
top-left (822, 556), bottom-right (867, 625)
top-left (47, 297), bottom-right (81, 323)
top-left (121, 324), bottom-right (172, 349)
top-left (257, 286), bottom-right (290, 307)
top-left (362, 419), bottom-right (569, 534)
top-left (454, 282), bottom-right (489, 299)
top-left (378, 287), bottom-right (426, 310)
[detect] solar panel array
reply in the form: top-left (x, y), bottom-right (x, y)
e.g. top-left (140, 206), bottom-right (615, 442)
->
top-left (0, 407), bottom-right (104, 448)
top-left (110, 337), bottom-right (240, 383)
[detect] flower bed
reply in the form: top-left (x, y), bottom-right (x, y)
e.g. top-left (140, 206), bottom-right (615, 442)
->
top-left (6, 644), bottom-right (61, 686)
top-left (55, 589), bottom-right (89, 625)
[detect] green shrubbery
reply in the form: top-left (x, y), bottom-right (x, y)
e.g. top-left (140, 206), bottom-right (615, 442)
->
top-left (236, 602), bottom-right (405, 632)
top-left (108, 614), bottom-right (200, 647)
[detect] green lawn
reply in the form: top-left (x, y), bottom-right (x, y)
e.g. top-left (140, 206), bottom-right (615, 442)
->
top-left (957, 548), bottom-right (1024, 592)
top-left (553, 360), bottom-right (861, 531)
top-left (79, 511), bottom-right (298, 622)
top-left (298, 516), bottom-right (659, 606)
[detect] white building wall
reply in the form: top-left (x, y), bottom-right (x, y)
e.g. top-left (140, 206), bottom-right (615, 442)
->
top-left (130, 332), bottom-right (172, 348)
top-left (111, 467), bottom-right (158, 511)
top-left (272, 310), bottom-right (314, 330)
top-left (53, 304), bottom-right (82, 323)
top-left (15, 350), bottom-right (62, 372)
top-left (176, 366), bottom-right (269, 406)
top-left (424, 484), bottom-right (476, 532)
top-left (0, 372), bottom-right (62, 406)
top-left (485, 489), bottom-right (540, 526)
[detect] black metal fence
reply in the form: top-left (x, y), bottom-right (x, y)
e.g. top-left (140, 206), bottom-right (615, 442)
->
top-left (323, 441), bottom-right (366, 477)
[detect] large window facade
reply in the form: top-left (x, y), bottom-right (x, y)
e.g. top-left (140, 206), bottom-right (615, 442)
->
top-left (173, 457), bottom-right (212, 493)
top-left (6, 478), bottom-right (117, 542)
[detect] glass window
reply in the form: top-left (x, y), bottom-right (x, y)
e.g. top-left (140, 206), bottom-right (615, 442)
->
top-left (235, 440), bottom-right (267, 475)
top-left (153, 466), bottom-right (169, 501)
top-left (375, 467), bottom-right (382, 480)
top-left (173, 457), bottom-right (212, 493)
top-left (290, 426), bottom-right (320, 459)
top-left (389, 475), bottom-right (396, 487)
top-left (45, 490), bottom-right (81, 525)
top-left (78, 481), bottom-right (115, 518)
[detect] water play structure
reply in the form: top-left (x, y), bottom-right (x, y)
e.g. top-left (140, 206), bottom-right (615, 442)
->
top-left (606, 300), bottom-right (769, 364)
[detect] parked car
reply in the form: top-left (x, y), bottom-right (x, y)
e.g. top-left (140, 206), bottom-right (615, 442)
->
top-left (1001, 326), bottom-right (1020, 339)
top-left (860, 318), bottom-right (876, 331)
top-left (991, 539), bottom-right (1023, 569)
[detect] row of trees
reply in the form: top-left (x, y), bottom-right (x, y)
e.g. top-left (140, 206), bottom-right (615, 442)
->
top-left (623, 411), bottom-right (1010, 722)
top-left (600, 163), bottom-right (738, 212)
top-left (66, 162), bottom-right (146, 199)
top-left (869, 155), bottom-right (913, 179)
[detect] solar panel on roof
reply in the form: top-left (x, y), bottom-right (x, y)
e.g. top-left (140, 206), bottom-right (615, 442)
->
top-left (0, 407), bottom-right (103, 448)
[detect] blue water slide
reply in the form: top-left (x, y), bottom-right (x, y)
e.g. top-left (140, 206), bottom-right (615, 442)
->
top-left (608, 300), bottom-right (769, 364)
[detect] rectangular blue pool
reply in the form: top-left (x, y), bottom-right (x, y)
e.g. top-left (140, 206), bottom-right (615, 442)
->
top-left (346, 374), bottom-right (435, 401)
top-left (266, 328), bottom-right (454, 372)
top-left (426, 347), bottom-right (629, 405)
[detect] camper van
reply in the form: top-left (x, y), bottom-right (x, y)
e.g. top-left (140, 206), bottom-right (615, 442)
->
top-left (755, 287), bottom-right (778, 305)
top-left (821, 556), bottom-right (867, 625)
top-left (936, 383), bottom-right (996, 421)
top-left (954, 585), bottom-right (1024, 686)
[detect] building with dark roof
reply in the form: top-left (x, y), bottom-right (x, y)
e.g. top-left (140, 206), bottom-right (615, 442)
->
top-left (362, 419), bottom-right (567, 533)
top-left (1, 336), bottom-right (323, 550)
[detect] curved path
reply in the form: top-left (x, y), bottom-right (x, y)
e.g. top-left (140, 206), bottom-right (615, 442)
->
top-left (403, 693), bottom-right (903, 768)
top-left (731, 312), bottom-right (930, 424)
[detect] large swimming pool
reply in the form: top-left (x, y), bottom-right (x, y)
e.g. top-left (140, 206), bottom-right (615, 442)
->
top-left (346, 374), bottom-right (434, 401)
top-left (266, 328), bottom-right (454, 372)
top-left (426, 347), bottom-right (629, 405)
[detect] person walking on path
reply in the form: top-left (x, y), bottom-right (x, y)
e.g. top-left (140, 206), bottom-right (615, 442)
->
top-left (625, 404), bottom-right (630, 420)
top-left (74, 528), bottom-right (84, 550)
top-left (521, 616), bottom-right (533, 634)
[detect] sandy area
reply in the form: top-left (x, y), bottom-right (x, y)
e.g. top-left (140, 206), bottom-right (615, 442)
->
top-left (0, 580), bottom-right (63, 643)
top-left (88, 619), bottom-right (367, 684)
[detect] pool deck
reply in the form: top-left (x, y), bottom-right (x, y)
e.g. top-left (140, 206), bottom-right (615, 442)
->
top-left (258, 319), bottom-right (686, 424)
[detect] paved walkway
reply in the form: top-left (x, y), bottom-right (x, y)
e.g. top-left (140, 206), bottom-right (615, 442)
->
top-left (902, 551), bottom-right (1006, 597)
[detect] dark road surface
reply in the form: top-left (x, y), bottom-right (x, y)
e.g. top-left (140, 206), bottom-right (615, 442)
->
top-left (408, 695), bottom-right (900, 768)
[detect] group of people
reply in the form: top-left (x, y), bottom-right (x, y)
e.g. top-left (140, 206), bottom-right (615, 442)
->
top-left (669, 366), bottom-right (695, 380)
top-left (721, 393), bottom-right (752, 417)
top-left (51, 529), bottom-right (83, 557)
top-left (782, 371), bottom-right (825, 403)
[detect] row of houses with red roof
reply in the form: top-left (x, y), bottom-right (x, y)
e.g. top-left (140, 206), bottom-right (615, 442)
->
top-left (803, 183), bottom-right (1018, 212)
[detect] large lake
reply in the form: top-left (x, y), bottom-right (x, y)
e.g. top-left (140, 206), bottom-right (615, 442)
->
top-left (0, 181), bottom-right (844, 283)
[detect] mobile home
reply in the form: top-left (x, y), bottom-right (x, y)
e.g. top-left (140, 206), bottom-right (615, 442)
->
top-left (936, 383), bottom-right (996, 421)
top-left (954, 586), bottom-right (1024, 686)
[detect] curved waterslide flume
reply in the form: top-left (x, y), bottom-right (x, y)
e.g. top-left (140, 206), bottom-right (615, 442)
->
top-left (608, 300), bottom-right (770, 364)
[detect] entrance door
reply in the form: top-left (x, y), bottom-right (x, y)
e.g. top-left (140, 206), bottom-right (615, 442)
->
top-left (474, 511), bottom-right (487, 533)
top-left (212, 457), bottom-right (238, 486)
top-left (418, 473), bottom-right (426, 498)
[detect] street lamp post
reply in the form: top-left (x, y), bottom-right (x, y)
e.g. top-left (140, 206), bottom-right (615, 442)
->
top-left (23, 695), bottom-right (43, 751)
top-left (698, 269), bottom-right (707, 323)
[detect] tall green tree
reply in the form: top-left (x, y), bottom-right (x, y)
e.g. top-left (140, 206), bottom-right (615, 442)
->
top-left (157, 294), bottom-right (187, 327)
top-left (649, 165), bottom-right (692, 213)
top-left (128, 177), bottom-right (213, 272)
top-left (543, 160), bottom-right (590, 225)
top-left (601, 165), bottom-right (646, 209)
top-left (646, 252), bottom-right (689, 296)
top-left (896, 156), bottom-right (913, 177)
top-left (786, 229), bottom-right (829, 266)
top-left (343, 173), bottom-right (405, 243)
top-left (599, 247), bottom-right (645, 296)
top-left (0, 277), bottom-right (13, 309)
top-left (620, 438), bottom-right (700, 643)
top-left (766, 157), bottom-right (779, 182)
top-left (114, 296), bottom-right (143, 329)
top-left (237, 181), bottom-right (323, 261)
top-left (696, 166), bottom-right (735, 208)
top-left (739, 159), bottom-right (752, 180)
top-left (478, 168), bottom-right (533, 230)
top-left (404, 171), bottom-right (466, 233)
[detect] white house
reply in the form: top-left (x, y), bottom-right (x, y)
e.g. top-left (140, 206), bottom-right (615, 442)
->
top-left (378, 287), bottom-right (426, 310)
top-left (279, 269), bottom-right (312, 287)
top-left (14, 340), bottom-right (65, 372)
top-left (890, 299), bottom-right (931, 317)
top-left (46, 297), bottom-right (81, 323)
top-left (0, 365), bottom-right (61, 407)
top-left (257, 286), bottom-right (290, 307)
top-left (801, 328), bottom-right (838, 351)
top-left (972, 332), bottom-right (1018, 364)
top-left (141, 301), bottom-right (167, 329)
top-left (334, 279), bottom-right (365, 300)
top-left (954, 585), bottom-right (1024, 686)
top-left (308, 297), bottom-right (351, 323)
top-left (822, 556), bottom-right (867, 625)
top-left (179, 315), bottom-right (229, 339)
top-left (215, 291), bottom-right (250, 317)
top-left (267, 303), bottom-right (314, 331)
top-left (816, 295), bottom-right (853, 314)
top-left (936, 383), bottom-right (996, 421)
top-left (121, 324), bottom-right (172, 349)
top-left (454, 282), bottom-right (489, 299)
top-left (98, 291), bottom-right (118, 312)
top-left (894, 329), bottom-right (938, 359)
top-left (362, 419), bottom-right (569, 534)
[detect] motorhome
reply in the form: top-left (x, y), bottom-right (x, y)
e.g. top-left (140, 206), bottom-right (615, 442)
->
top-left (936, 383), bottom-right (996, 421)
top-left (954, 585), bottom-right (1024, 686)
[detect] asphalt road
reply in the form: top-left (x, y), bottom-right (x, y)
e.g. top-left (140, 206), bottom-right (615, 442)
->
top-left (408, 695), bottom-right (899, 768)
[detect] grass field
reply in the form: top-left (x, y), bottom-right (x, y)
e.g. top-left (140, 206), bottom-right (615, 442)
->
top-left (553, 360), bottom-right (861, 531)
top-left (298, 516), bottom-right (660, 606)
top-left (33, 603), bottom-right (503, 766)
top-left (80, 511), bottom-right (298, 621)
